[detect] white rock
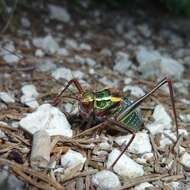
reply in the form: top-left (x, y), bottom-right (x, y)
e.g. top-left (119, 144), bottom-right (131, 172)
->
top-left (101, 77), bottom-right (118, 88)
top-left (89, 68), bottom-right (95, 74)
top-left (115, 132), bottom-right (152, 154)
top-left (21, 84), bottom-right (39, 98)
top-left (1, 42), bottom-right (21, 63)
top-left (0, 129), bottom-right (6, 138)
top-left (179, 113), bottom-right (190, 123)
top-left (19, 104), bottom-right (73, 137)
top-left (123, 85), bottom-right (145, 97)
top-left (73, 70), bottom-right (84, 79)
top-left (160, 57), bottom-right (184, 80)
top-left (92, 170), bottom-right (121, 190)
top-left (136, 47), bottom-right (184, 79)
top-left (52, 67), bottom-right (72, 81)
top-left (11, 122), bottom-right (19, 128)
top-left (107, 149), bottom-right (144, 178)
top-left (35, 49), bottom-right (44, 57)
top-left (75, 55), bottom-right (85, 64)
top-left (21, 84), bottom-right (39, 109)
top-left (160, 129), bottom-right (188, 148)
top-left (3, 53), bottom-right (21, 63)
top-left (174, 81), bottom-right (189, 96)
top-left (153, 105), bottom-right (172, 127)
top-left (147, 104), bottom-right (172, 135)
top-left (146, 121), bottom-right (165, 135)
top-left (65, 39), bottom-right (78, 49)
top-left (85, 58), bottom-right (96, 66)
top-left (141, 153), bottom-right (154, 161)
top-left (137, 24), bottom-right (151, 38)
top-left (20, 96), bottom-right (39, 109)
top-left (57, 48), bottom-right (69, 56)
top-left (180, 152), bottom-right (190, 168)
top-left (99, 141), bottom-right (111, 150)
top-left (100, 48), bottom-right (112, 56)
top-left (32, 35), bottom-right (59, 54)
top-left (37, 60), bottom-right (57, 72)
top-left (114, 52), bottom-right (132, 74)
top-left (61, 149), bottom-right (86, 171)
top-left (79, 43), bottom-right (91, 51)
top-left (134, 182), bottom-right (153, 190)
top-left (136, 47), bottom-right (161, 78)
top-left (64, 103), bottom-right (78, 115)
top-left (167, 182), bottom-right (182, 190)
top-left (0, 92), bottom-right (15, 103)
top-left (21, 17), bottom-right (31, 28)
top-left (124, 78), bottom-right (132, 85)
top-left (52, 68), bottom-right (84, 81)
top-left (48, 4), bottom-right (71, 23)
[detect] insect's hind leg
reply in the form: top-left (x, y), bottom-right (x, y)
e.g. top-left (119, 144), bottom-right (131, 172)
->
top-left (53, 79), bottom-right (84, 106)
top-left (107, 118), bottom-right (136, 169)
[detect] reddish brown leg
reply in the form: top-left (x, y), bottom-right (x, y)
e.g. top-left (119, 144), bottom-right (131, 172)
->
top-left (107, 77), bottom-right (178, 168)
top-left (53, 79), bottom-right (84, 106)
top-left (117, 77), bottom-right (178, 137)
top-left (107, 118), bottom-right (136, 169)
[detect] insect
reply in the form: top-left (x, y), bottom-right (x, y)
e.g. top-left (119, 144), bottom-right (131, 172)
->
top-left (53, 77), bottom-right (179, 168)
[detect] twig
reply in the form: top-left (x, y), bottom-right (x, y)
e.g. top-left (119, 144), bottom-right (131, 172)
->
top-left (116, 174), bottom-right (169, 190)
top-left (0, 158), bottom-right (64, 190)
top-left (73, 122), bottom-right (106, 138)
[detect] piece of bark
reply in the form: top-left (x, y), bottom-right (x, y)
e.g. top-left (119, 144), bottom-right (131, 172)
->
top-left (30, 130), bottom-right (51, 169)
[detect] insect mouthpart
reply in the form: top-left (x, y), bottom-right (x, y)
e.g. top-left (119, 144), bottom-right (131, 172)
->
top-left (82, 91), bottom-right (94, 103)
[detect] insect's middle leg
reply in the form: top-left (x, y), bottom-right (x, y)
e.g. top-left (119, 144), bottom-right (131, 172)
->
top-left (107, 118), bottom-right (136, 169)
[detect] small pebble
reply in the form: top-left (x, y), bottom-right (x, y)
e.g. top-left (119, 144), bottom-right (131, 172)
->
top-left (0, 92), bottom-right (15, 103)
top-left (92, 170), bottom-right (121, 190)
top-left (19, 104), bottom-right (73, 137)
top-left (107, 149), bottom-right (144, 178)
top-left (48, 4), bottom-right (71, 23)
top-left (115, 132), bottom-right (152, 154)
top-left (180, 152), bottom-right (190, 168)
top-left (123, 85), bottom-right (145, 97)
top-left (114, 52), bottom-right (132, 74)
top-left (61, 149), bottom-right (86, 172)
top-left (134, 182), bottom-right (153, 190)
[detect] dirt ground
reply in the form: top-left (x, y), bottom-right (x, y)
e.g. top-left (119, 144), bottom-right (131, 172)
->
top-left (0, 2), bottom-right (190, 190)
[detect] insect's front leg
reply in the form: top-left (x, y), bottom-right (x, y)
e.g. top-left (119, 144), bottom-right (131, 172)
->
top-left (53, 79), bottom-right (84, 106)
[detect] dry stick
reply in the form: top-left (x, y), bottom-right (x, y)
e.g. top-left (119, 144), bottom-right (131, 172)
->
top-left (12, 167), bottom-right (51, 190)
top-left (0, 158), bottom-right (64, 190)
top-left (0, 124), bottom-right (30, 146)
top-left (0, 124), bottom-right (18, 131)
top-left (30, 130), bottom-right (51, 169)
top-left (115, 174), bottom-right (169, 190)
top-left (73, 122), bottom-right (106, 138)
top-left (62, 169), bottom-right (97, 183)
top-left (174, 134), bottom-right (184, 175)
top-left (174, 134), bottom-right (184, 154)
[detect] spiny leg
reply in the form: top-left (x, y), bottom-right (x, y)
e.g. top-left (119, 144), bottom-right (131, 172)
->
top-left (107, 118), bottom-right (136, 169)
top-left (53, 79), bottom-right (84, 106)
top-left (108, 77), bottom-right (178, 168)
top-left (117, 77), bottom-right (178, 137)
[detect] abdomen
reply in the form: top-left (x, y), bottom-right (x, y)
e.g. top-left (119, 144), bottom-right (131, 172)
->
top-left (112, 98), bottom-right (143, 132)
